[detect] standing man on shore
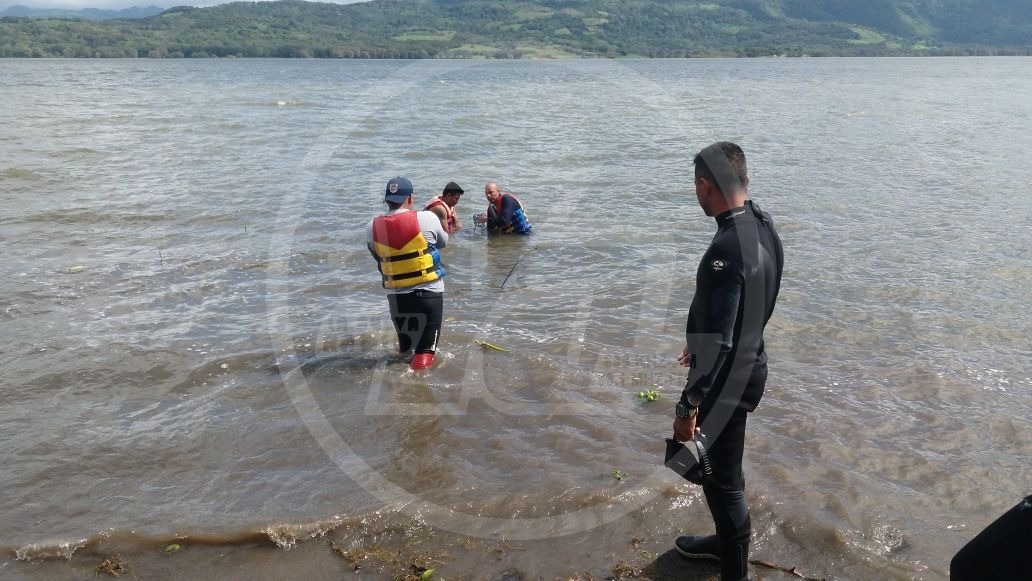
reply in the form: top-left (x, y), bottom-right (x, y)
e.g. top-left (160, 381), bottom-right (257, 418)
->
top-left (366, 176), bottom-right (448, 371)
top-left (671, 142), bottom-right (784, 581)
top-left (424, 181), bottom-right (464, 233)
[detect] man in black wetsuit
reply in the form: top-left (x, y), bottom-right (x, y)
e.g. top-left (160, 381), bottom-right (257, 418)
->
top-left (672, 142), bottom-right (784, 581)
top-left (950, 494), bottom-right (1032, 580)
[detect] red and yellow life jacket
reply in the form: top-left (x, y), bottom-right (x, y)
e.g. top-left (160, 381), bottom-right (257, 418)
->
top-left (370, 211), bottom-right (444, 289)
top-left (424, 196), bottom-right (457, 230)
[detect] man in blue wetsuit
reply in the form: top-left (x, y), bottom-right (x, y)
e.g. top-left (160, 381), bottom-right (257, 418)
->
top-left (473, 181), bottom-right (532, 234)
top-left (671, 142), bottom-right (784, 581)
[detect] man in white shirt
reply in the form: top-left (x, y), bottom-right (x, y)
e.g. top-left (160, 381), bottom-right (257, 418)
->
top-left (366, 176), bottom-right (448, 371)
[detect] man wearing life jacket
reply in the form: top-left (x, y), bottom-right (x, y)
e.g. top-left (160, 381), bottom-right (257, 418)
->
top-left (366, 176), bottom-right (448, 371)
top-left (423, 181), bottom-right (463, 233)
top-left (473, 181), bottom-right (532, 235)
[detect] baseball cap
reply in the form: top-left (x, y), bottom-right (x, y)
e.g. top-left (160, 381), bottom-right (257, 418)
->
top-left (384, 176), bottom-right (413, 203)
top-left (443, 181), bottom-right (464, 195)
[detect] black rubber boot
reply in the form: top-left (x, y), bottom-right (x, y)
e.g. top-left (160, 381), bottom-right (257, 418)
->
top-left (703, 479), bottom-right (751, 581)
top-left (674, 534), bottom-right (720, 561)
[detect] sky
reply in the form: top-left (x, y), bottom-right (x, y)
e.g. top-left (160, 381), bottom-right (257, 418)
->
top-left (2, 0), bottom-right (366, 10)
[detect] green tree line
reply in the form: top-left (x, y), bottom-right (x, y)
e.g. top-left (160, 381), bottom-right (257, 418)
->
top-left (2, 0), bottom-right (1030, 58)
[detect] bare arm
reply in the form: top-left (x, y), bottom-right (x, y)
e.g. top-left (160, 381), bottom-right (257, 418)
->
top-left (428, 205), bottom-right (453, 232)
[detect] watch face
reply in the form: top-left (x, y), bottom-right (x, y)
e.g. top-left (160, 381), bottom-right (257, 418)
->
top-left (676, 402), bottom-right (694, 419)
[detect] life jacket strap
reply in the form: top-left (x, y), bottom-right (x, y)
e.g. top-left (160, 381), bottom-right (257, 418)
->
top-left (379, 248), bottom-right (429, 262)
top-left (385, 268), bottom-right (436, 282)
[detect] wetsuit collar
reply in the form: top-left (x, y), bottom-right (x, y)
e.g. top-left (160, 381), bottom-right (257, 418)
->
top-left (714, 201), bottom-right (751, 223)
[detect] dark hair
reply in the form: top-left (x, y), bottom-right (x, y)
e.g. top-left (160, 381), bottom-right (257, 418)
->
top-left (442, 181), bottom-right (464, 195)
top-left (693, 142), bottom-right (747, 196)
top-left (385, 200), bottom-right (404, 210)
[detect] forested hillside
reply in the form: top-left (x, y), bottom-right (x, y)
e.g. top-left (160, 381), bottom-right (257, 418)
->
top-left (0, 4), bottom-right (163, 20)
top-left (2, 0), bottom-right (1030, 58)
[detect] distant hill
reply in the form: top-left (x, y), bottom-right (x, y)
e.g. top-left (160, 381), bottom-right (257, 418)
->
top-left (777, 0), bottom-right (1032, 46)
top-left (0, 4), bottom-right (164, 20)
top-left (2, 0), bottom-right (1030, 58)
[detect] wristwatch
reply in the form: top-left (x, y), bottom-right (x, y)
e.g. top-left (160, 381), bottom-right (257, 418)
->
top-left (675, 391), bottom-right (703, 419)
top-left (675, 400), bottom-right (698, 420)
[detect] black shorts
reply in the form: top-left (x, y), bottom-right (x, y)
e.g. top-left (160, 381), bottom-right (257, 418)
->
top-left (387, 290), bottom-right (443, 354)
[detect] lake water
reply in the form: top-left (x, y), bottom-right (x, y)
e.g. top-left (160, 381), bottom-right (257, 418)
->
top-left (1, 57), bottom-right (1030, 580)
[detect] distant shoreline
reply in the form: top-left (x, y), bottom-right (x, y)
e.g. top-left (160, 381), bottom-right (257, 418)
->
top-left (4, 0), bottom-right (1032, 59)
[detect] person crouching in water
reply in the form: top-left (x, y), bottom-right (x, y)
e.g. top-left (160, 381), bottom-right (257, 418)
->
top-left (366, 176), bottom-right (448, 371)
top-left (423, 181), bottom-right (464, 233)
top-left (473, 181), bottom-right (532, 234)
